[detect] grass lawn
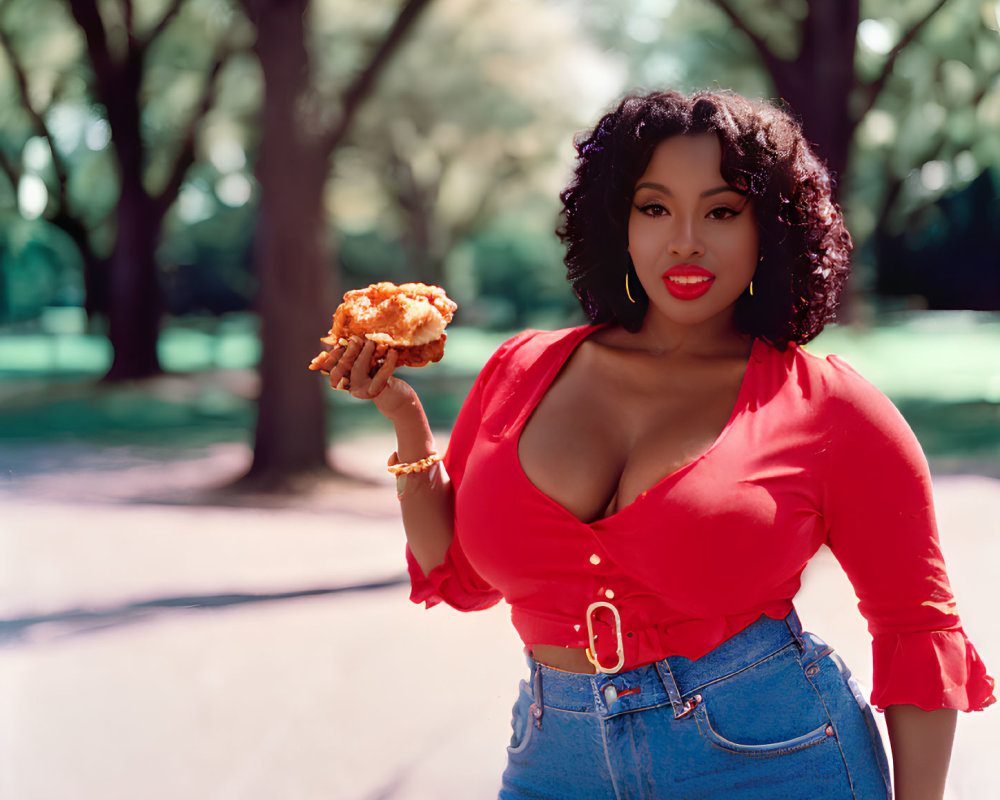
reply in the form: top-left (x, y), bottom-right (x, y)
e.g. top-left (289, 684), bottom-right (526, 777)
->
top-left (0, 311), bottom-right (997, 462)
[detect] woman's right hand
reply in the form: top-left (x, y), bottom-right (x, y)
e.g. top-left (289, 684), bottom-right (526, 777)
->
top-left (314, 336), bottom-right (414, 422)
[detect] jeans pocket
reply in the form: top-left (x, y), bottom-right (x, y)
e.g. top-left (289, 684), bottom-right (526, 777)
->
top-left (694, 697), bottom-right (834, 757)
top-left (507, 681), bottom-right (536, 755)
top-left (690, 647), bottom-right (836, 759)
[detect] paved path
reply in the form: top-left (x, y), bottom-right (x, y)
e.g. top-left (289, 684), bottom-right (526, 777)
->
top-left (1, 437), bottom-right (997, 799)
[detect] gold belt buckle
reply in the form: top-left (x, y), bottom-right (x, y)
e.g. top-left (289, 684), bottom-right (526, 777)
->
top-left (584, 601), bottom-right (625, 674)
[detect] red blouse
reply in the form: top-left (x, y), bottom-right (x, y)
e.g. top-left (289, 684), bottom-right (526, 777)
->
top-left (407, 325), bottom-right (995, 712)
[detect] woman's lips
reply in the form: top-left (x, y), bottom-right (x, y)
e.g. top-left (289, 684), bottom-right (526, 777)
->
top-left (662, 264), bottom-right (715, 300)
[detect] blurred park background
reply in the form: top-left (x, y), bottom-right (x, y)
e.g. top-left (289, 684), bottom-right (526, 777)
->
top-left (1, 0), bottom-right (999, 479)
top-left (1, 0), bottom-right (999, 798)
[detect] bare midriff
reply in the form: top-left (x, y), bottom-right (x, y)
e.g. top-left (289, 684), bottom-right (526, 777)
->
top-left (531, 644), bottom-right (598, 674)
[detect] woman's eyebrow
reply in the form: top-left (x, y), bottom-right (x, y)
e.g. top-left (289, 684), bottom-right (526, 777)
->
top-left (633, 182), bottom-right (743, 197)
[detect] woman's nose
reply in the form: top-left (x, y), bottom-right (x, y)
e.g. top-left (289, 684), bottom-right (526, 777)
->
top-left (668, 221), bottom-right (704, 257)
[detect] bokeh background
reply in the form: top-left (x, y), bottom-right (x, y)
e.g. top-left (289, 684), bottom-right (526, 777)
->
top-left (1, 1), bottom-right (998, 798)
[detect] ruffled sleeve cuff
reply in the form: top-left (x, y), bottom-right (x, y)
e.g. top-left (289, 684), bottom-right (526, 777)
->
top-left (406, 544), bottom-right (503, 612)
top-left (871, 628), bottom-right (997, 712)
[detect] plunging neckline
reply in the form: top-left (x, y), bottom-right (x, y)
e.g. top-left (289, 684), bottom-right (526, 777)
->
top-left (512, 326), bottom-right (759, 527)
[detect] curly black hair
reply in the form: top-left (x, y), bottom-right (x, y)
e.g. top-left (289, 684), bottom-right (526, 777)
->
top-left (557, 89), bottom-right (852, 347)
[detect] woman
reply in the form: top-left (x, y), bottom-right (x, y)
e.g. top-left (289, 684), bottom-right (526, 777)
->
top-left (317, 90), bottom-right (994, 799)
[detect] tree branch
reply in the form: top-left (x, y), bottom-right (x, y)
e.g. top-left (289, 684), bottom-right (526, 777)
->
top-left (451, 153), bottom-right (524, 242)
top-left (123, 0), bottom-right (135, 42)
top-left (155, 49), bottom-right (229, 216)
top-left (67, 0), bottom-right (116, 98)
top-left (319, 0), bottom-right (434, 158)
top-left (0, 6), bottom-right (104, 270)
top-left (140, 0), bottom-right (185, 52)
top-left (0, 21), bottom-right (71, 192)
top-left (706, 0), bottom-right (790, 78)
top-left (0, 143), bottom-right (19, 196)
top-left (858, 0), bottom-right (951, 119)
top-left (876, 68), bottom-right (991, 234)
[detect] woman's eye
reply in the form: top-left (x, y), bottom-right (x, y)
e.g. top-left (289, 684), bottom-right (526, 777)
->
top-left (708, 206), bottom-right (739, 220)
top-left (637, 202), bottom-right (668, 216)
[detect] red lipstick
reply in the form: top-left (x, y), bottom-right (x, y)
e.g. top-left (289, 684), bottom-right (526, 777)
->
top-left (662, 264), bottom-right (715, 300)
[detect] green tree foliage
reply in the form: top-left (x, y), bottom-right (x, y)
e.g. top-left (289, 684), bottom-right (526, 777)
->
top-left (0, 0), bottom-right (242, 376)
top-left (850, 2), bottom-right (1000, 230)
top-left (0, 0), bottom-right (109, 321)
top-left (849, 3), bottom-right (1000, 307)
top-left (875, 171), bottom-right (1000, 309)
top-left (329, 0), bottom-right (621, 326)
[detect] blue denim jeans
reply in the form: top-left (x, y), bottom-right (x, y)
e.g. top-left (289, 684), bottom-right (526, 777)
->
top-left (500, 611), bottom-right (891, 799)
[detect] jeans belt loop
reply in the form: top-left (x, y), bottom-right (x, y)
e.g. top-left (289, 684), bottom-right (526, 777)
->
top-left (785, 608), bottom-right (834, 672)
top-left (530, 658), bottom-right (544, 729)
top-left (784, 607), bottom-right (807, 652)
top-left (654, 659), bottom-right (691, 719)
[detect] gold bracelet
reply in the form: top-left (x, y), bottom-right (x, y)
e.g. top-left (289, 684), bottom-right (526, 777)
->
top-left (386, 452), bottom-right (442, 476)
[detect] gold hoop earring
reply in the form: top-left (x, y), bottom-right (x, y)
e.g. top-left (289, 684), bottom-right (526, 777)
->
top-left (749, 280), bottom-right (754, 297)
top-left (625, 271), bottom-right (637, 304)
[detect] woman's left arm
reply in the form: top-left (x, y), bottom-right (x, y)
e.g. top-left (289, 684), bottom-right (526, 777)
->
top-left (816, 354), bottom-right (994, 795)
top-left (885, 704), bottom-right (957, 800)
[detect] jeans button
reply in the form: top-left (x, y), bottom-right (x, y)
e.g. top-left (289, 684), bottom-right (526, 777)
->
top-left (603, 684), bottom-right (618, 705)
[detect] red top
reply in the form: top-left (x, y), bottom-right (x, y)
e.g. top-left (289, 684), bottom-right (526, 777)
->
top-left (407, 325), bottom-right (995, 712)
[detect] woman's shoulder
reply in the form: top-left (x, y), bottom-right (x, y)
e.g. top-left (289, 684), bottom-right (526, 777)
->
top-left (485, 324), bottom-right (597, 371)
top-left (769, 339), bottom-right (913, 436)
top-left (787, 341), bottom-right (880, 397)
top-left (465, 324), bottom-right (598, 416)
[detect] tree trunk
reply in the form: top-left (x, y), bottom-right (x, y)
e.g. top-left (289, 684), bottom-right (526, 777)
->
top-left (768, 0), bottom-right (859, 183)
top-left (239, 0), bottom-right (433, 488)
top-left (242, 0), bottom-right (334, 486)
top-left (104, 176), bottom-right (164, 379)
top-left (101, 47), bottom-right (164, 380)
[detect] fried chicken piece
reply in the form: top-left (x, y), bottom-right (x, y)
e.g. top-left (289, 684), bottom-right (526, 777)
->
top-left (308, 282), bottom-right (457, 373)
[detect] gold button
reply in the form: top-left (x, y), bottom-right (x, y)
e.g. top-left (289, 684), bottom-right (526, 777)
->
top-left (589, 554), bottom-right (601, 566)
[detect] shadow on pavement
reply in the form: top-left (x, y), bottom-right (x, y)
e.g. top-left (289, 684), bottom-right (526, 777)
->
top-left (0, 574), bottom-right (408, 647)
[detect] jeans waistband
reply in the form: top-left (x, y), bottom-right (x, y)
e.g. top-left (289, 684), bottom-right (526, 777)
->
top-left (527, 611), bottom-right (820, 720)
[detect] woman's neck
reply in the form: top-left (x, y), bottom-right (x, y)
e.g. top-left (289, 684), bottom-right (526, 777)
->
top-left (626, 311), bottom-right (749, 360)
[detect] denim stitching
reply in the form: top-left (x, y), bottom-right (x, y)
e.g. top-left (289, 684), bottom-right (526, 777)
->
top-left (694, 703), bottom-right (832, 759)
top-left (679, 641), bottom-right (797, 698)
top-left (598, 715), bottom-right (623, 800)
top-left (802, 656), bottom-right (859, 799)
